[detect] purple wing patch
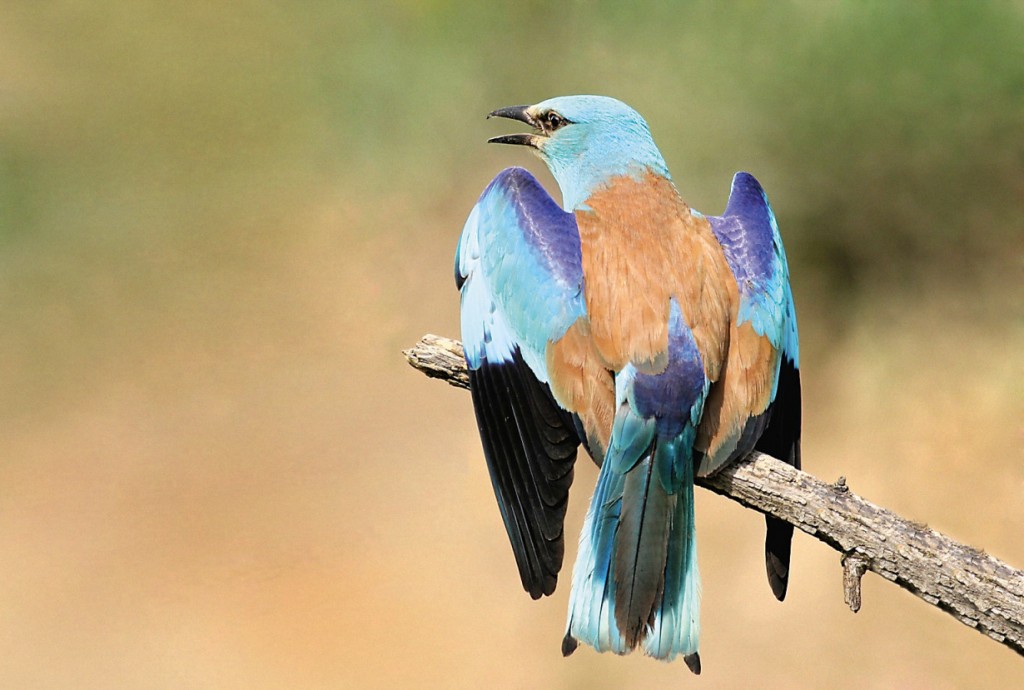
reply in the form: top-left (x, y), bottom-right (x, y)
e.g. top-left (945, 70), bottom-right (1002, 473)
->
top-left (495, 167), bottom-right (583, 289)
top-left (707, 172), bottom-right (777, 300)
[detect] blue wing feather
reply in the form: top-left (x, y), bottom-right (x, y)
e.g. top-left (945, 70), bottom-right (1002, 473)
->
top-left (708, 171), bottom-right (802, 600)
top-left (457, 167), bottom-right (586, 598)
top-left (458, 167), bottom-right (585, 378)
top-left (706, 170), bottom-right (799, 423)
top-left (709, 172), bottom-right (790, 350)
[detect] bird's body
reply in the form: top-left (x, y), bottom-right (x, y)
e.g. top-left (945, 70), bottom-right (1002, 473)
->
top-left (455, 96), bottom-right (800, 671)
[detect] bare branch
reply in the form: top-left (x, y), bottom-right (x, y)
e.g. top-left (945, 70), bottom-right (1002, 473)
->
top-left (404, 334), bottom-right (1024, 656)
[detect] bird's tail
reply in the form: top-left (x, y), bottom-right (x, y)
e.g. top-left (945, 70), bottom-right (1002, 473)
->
top-left (563, 436), bottom-right (701, 671)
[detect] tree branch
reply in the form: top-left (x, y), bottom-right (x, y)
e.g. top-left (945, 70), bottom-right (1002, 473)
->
top-left (404, 334), bottom-right (1024, 657)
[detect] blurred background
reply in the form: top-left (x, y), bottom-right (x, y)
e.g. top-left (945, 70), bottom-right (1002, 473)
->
top-left (1, 1), bottom-right (1022, 687)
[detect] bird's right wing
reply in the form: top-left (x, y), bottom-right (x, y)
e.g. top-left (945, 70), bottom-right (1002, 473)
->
top-left (456, 167), bottom-right (589, 599)
top-left (699, 171), bottom-right (802, 600)
top-left (696, 172), bottom-right (799, 477)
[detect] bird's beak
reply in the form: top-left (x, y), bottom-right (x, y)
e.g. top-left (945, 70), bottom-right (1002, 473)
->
top-left (487, 105), bottom-right (541, 147)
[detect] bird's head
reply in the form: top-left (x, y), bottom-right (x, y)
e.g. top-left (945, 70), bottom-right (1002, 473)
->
top-left (488, 95), bottom-right (670, 210)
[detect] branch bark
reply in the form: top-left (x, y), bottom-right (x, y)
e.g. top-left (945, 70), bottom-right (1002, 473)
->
top-left (404, 333), bottom-right (1024, 657)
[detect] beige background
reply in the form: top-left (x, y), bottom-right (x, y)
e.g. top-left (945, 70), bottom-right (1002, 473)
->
top-left (1, 2), bottom-right (1022, 688)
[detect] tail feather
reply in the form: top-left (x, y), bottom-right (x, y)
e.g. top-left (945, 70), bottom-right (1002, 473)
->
top-left (614, 451), bottom-right (671, 647)
top-left (565, 434), bottom-right (700, 662)
top-left (643, 453), bottom-right (700, 659)
top-left (574, 456), bottom-right (627, 655)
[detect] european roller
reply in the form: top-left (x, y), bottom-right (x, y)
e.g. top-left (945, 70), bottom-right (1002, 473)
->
top-left (455, 95), bottom-right (801, 673)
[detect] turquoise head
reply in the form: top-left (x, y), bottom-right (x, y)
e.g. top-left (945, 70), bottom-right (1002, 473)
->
top-left (488, 95), bottom-right (671, 210)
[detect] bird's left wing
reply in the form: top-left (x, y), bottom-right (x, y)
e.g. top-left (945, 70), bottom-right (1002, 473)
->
top-left (456, 167), bottom-right (587, 599)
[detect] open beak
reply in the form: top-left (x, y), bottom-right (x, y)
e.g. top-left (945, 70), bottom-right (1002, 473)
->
top-left (487, 105), bottom-right (541, 147)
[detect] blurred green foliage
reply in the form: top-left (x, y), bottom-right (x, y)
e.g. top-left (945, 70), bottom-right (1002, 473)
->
top-left (1, 0), bottom-right (1022, 309)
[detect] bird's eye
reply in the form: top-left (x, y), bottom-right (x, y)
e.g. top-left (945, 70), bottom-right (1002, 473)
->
top-left (543, 112), bottom-right (567, 132)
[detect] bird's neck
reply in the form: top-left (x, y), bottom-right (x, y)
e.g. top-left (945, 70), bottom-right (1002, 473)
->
top-left (575, 170), bottom-right (692, 228)
top-left (554, 153), bottom-right (671, 212)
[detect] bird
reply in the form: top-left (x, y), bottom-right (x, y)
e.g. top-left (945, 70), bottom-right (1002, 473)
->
top-left (454, 95), bottom-right (801, 673)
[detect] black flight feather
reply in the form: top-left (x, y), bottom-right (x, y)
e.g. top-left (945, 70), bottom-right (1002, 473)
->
top-left (468, 347), bottom-right (580, 599)
top-left (755, 357), bottom-right (802, 600)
